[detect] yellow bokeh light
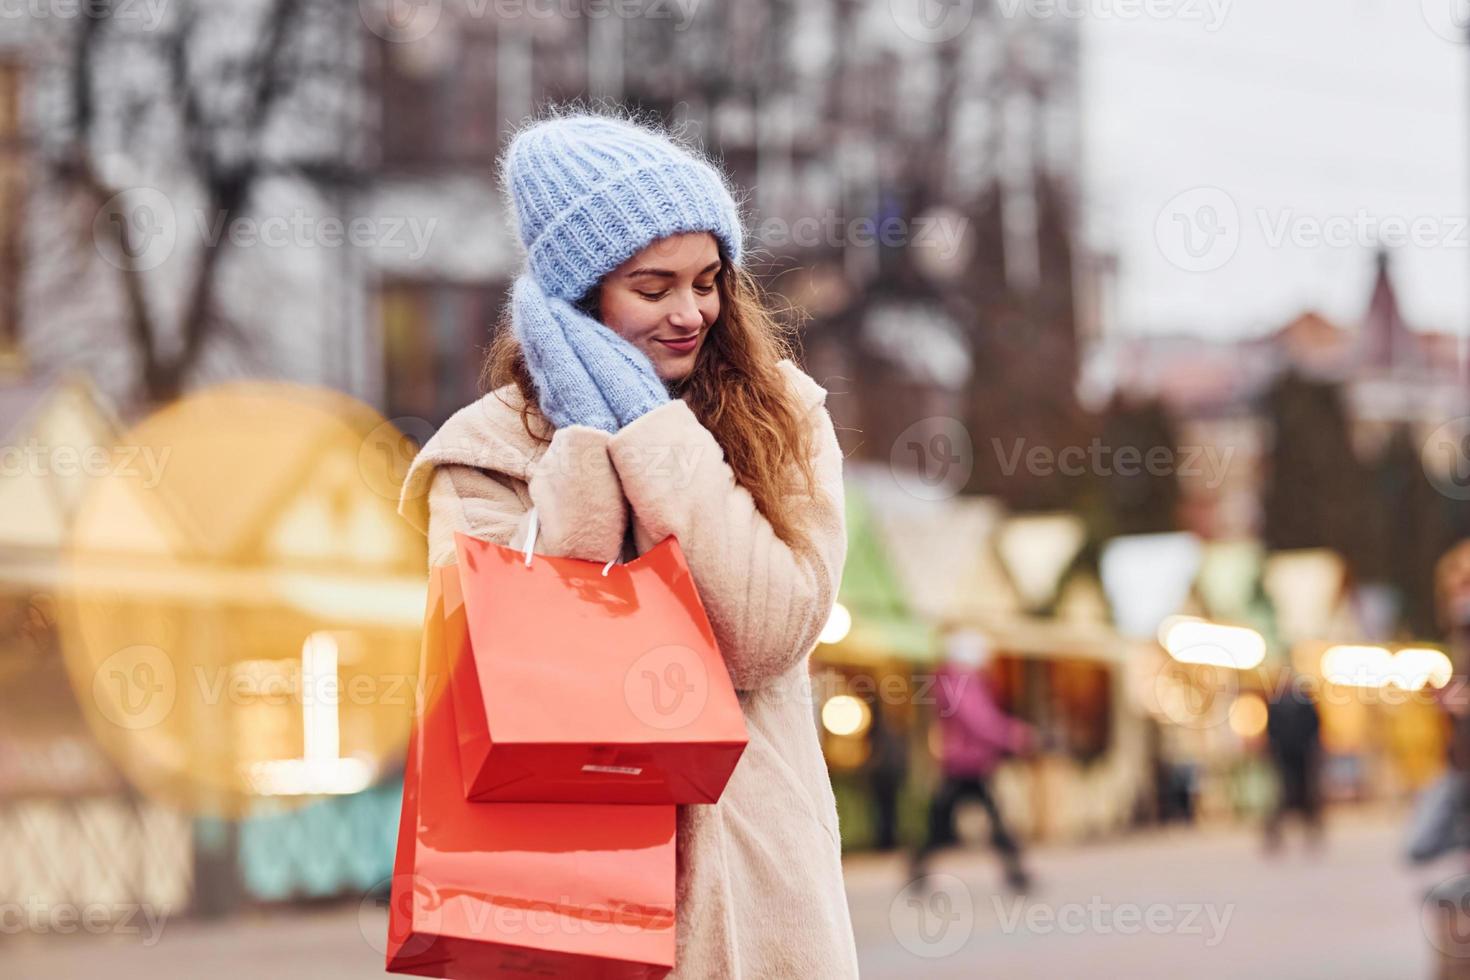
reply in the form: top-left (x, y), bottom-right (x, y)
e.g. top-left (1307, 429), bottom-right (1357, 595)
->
top-left (1227, 693), bottom-right (1268, 738)
top-left (1321, 645), bottom-right (1452, 690)
top-left (1162, 618), bottom-right (1266, 670)
top-left (1392, 647), bottom-right (1453, 691)
top-left (820, 694), bottom-right (871, 737)
top-left (819, 602), bottom-right (852, 645)
top-left (58, 383), bottom-right (428, 817)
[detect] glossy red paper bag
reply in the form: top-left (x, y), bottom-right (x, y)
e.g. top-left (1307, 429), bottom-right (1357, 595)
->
top-left (386, 568), bottom-right (677, 979)
top-left (446, 530), bottom-right (747, 805)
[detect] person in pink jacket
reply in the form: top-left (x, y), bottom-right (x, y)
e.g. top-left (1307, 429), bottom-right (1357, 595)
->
top-left (398, 110), bottom-right (859, 978)
top-left (911, 630), bottom-right (1035, 892)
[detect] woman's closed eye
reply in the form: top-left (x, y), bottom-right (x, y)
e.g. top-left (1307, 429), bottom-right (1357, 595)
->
top-left (637, 282), bottom-right (716, 302)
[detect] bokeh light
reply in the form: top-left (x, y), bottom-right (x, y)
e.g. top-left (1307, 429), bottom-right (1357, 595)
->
top-left (57, 383), bottom-right (427, 817)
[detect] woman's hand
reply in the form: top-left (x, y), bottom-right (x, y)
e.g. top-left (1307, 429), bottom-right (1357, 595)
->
top-left (512, 275), bottom-right (670, 433)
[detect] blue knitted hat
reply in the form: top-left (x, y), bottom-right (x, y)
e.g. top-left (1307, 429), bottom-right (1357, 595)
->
top-left (502, 113), bottom-right (745, 302)
top-left (496, 112), bottom-right (745, 433)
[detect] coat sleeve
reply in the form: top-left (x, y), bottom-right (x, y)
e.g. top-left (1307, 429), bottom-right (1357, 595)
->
top-left (606, 396), bottom-right (846, 691)
top-left (423, 424), bottom-right (627, 569)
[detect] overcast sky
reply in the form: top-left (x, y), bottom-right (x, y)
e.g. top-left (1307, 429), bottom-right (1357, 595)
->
top-left (1080, 0), bottom-right (1468, 340)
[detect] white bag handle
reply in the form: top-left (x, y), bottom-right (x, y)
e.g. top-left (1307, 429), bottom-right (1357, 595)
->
top-left (521, 505), bottom-right (618, 577)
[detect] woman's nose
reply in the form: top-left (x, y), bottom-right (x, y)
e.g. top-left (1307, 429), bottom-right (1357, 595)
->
top-left (668, 291), bottom-right (702, 329)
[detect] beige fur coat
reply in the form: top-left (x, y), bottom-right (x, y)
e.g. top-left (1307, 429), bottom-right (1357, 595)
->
top-left (396, 359), bottom-right (860, 979)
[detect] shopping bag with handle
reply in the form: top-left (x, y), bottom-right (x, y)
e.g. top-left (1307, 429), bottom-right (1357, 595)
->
top-left (386, 567), bottom-right (678, 979)
top-left (443, 511), bottom-right (748, 804)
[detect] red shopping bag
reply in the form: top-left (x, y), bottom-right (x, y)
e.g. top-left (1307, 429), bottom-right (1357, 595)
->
top-left (445, 526), bottom-right (747, 805)
top-left (386, 568), bottom-right (677, 979)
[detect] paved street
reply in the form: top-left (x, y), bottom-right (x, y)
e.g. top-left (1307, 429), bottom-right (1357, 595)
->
top-left (3, 808), bottom-right (1446, 979)
top-left (849, 807), bottom-right (1438, 979)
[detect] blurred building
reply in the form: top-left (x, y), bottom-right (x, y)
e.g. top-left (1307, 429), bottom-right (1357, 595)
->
top-left (1083, 250), bottom-right (1470, 543)
top-left (363, 0), bottom-right (1089, 476)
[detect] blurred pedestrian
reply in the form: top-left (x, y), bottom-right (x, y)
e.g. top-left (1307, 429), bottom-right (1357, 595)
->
top-left (910, 630), bottom-right (1034, 892)
top-left (1263, 665), bottom-right (1323, 853)
top-left (1424, 541), bottom-right (1470, 979)
top-left (864, 692), bottom-right (908, 852)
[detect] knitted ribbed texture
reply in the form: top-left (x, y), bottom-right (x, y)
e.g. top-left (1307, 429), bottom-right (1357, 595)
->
top-left (499, 113), bottom-right (745, 433)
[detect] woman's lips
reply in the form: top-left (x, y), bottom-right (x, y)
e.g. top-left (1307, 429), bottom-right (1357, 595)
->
top-left (656, 335), bottom-right (700, 354)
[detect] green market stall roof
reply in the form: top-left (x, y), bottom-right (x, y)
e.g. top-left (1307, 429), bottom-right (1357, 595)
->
top-left (825, 477), bottom-right (937, 665)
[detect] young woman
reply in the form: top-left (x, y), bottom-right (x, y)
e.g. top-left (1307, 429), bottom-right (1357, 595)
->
top-left (397, 111), bottom-right (860, 978)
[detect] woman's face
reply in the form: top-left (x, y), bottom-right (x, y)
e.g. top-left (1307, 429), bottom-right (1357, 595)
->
top-left (597, 232), bottom-right (722, 382)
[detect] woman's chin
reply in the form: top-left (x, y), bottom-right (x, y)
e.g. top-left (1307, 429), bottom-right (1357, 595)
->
top-left (649, 350), bottom-right (700, 382)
